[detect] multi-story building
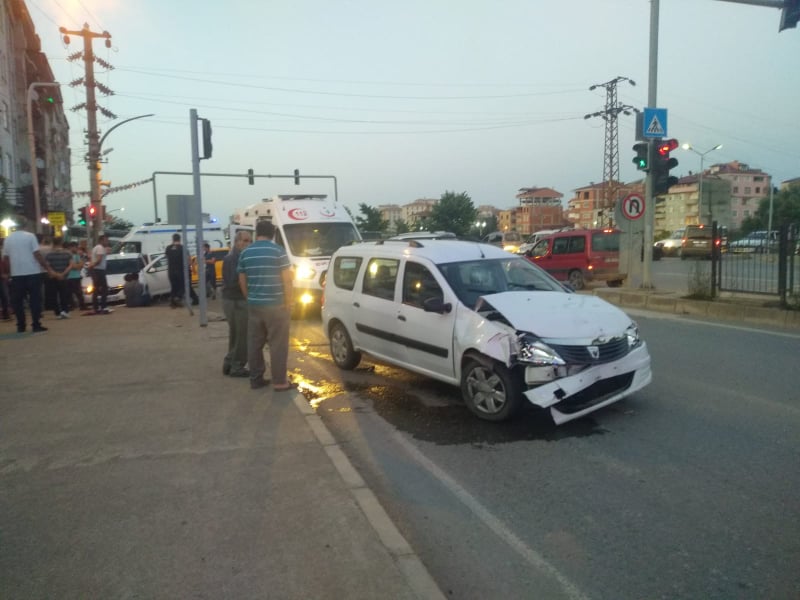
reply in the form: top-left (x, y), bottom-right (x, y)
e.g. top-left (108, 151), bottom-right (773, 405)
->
top-left (377, 203), bottom-right (403, 232)
top-left (514, 187), bottom-right (564, 235)
top-left (706, 161), bottom-right (770, 230)
top-left (566, 180), bottom-right (644, 229)
top-left (654, 175), bottom-right (731, 233)
top-left (0, 0), bottom-right (71, 229)
top-left (402, 198), bottom-right (437, 229)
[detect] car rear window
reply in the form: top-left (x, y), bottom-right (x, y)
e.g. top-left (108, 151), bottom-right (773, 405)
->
top-left (590, 232), bottom-right (620, 252)
top-left (685, 226), bottom-right (712, 239)
top-left (333, 256), bottom-right (362, 290)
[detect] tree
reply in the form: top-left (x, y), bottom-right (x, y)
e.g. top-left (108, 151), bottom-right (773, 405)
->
top-left (426, 191), bottom-right (477, 237)
top-left (393, 219), bottom-right (410, 234)
top-left (355, 203), bottom-right (388, 233)
top-left (108, 216), bottom-right (134, 230)
top-left (740, 185), bottom-right (800, 234)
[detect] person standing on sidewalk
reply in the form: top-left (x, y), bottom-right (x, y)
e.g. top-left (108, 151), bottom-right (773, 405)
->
top-left (237, 221), bottom-right (294, 390)
top-left (203, 242), bottom-right (217, 300)
top-left (1, 217), bottom-right (57, 332)
top-left (66, 241), bottom-right (87, 312)
top-left (165, 234), bottom-right (198, 308)
top-left (89, 234), bottom-right (109, 314)
top-left (0, 238), bottom-right (11, 321)
top-left (44, 238), bottom-right (73, 319)
top-left (221, 230), bottom-right (252, 377)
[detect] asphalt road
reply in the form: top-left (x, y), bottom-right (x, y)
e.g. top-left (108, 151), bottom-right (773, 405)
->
top-left (289, 312), bottom-right (800, 600)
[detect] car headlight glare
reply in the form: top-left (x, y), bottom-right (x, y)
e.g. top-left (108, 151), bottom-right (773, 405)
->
top-left (625, 322), bottom-right (641, 348)
top-left (517, 334), bottom-right (565, 366)
top-left (294, 264), bottom-right (316, 281)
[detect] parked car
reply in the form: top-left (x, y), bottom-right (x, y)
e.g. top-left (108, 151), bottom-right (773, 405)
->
top-left (190, 247), bottom-right (229, 284)
top-left (680, 225), bottom-right (714, 260)
top-left (321, 239), bottom-right (652, 425)
top-left (654, 228), bottom-right (685, 257)
top-left (523, 228), bottom-right (625, 290)
top-left (482, 231), bottom-right (523, 254)
top-left (729, 230), bottom-right (778, 254)
top-left (386, 231), bottom-right (456, 241)
top-left (81, 253), bottom-right (145, 305)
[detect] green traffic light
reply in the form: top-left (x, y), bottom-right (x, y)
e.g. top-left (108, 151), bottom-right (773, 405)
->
top-left (46, 96), bottom-right (54, 103)
top-left (78, 219), bottom-right (86, 226)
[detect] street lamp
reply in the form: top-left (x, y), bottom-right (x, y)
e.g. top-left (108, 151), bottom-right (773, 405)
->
top-left (475, 220), bottom-right (486, 237)
top-left (682, 143), bottom-right (722, 226)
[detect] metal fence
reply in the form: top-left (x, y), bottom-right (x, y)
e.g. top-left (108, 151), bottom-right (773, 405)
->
top-left (714, 222), bottom-right (799, 307)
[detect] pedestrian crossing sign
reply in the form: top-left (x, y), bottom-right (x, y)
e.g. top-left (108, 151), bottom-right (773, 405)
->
top-left (642, 107), bottom-right (667, 139)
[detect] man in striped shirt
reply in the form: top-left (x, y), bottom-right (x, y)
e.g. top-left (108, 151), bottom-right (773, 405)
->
top-left (237, 221), bottom-right (294, 390)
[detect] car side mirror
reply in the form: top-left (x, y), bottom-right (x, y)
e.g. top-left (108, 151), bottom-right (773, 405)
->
top-left (423, 297), bottom-right (452, 314)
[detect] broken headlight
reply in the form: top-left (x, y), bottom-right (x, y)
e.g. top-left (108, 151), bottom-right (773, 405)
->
top-left (516, 333), bottom-right (566, 366)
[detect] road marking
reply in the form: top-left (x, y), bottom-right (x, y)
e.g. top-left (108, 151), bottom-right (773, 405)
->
top-left (389, 430), bottom-right (590, 600)
top-left (625, 308), bottom-right (800, 339)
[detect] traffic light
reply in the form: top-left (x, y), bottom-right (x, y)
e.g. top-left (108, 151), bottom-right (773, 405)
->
top-left (632, 142), bottom-right (649, 171)
top-left (653, 138), bottom-right (679, 195)
top-left (88, 204), bottom-right (98, 219)
top-left (77, 206), bottom-right (87, 226)
top-left (201, 118), bottom-right (212, 159)
top-left (294, 169), bottom-right (300, 185)
top-left (248, 168), bottom-right (255, 185)
top-left (780, 0), bottom-right (799, 31)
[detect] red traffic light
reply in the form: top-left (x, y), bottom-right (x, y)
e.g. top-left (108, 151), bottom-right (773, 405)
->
top-left (88, 204), bottom-right (97, 217)
top-left (656, 138), bottom-right (679, 156)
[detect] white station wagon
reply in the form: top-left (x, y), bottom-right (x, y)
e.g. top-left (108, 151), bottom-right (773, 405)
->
top-left (321, 239), bottom-right (652, 424)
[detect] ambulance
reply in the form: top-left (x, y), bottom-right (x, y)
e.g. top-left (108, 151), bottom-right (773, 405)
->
top-left (231, 194), bottom-right (362, 315)
top-left (113, 223), bottom-right (227, 263)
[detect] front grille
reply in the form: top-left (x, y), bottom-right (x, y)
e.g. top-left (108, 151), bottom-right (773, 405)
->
top-left (554, 372), bottom-right (635, 414)
top-left (550, 337), bottom-right (629, 365)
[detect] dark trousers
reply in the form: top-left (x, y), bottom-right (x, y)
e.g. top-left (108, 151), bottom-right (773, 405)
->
top-left (223, 297), bottom-right (248, 372)
top-left (50, 279), bottom-right (71, 315)
top-left (67, 278), bottom-right (86, 310)
top-left (10, 273), bottom-right (43, 332)
top-left (0, 278), bottom-right (10, 318)
top-left (169, 271), bottom-right (199, 306)
top-left (91, 269), bottom-right (108, 311)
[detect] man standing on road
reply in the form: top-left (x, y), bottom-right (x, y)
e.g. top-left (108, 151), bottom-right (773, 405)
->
top-left (89, 234), bottom-right (109, 314)
top-left (165, 233), bottom-right (198, 308)
top-left (221, 230), bottom-right (252, 377)
top-left (237, 221), bottom-right (294, 391)
top-left (44, 237), bottom-right (73, 319)
top-left (1, 217), bottom-right (57, 332)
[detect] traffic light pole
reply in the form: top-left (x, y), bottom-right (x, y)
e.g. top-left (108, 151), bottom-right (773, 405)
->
top-left (641, 0), bottom-right (660, 289)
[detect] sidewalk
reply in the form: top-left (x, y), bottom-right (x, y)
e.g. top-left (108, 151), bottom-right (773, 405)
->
top-left (591, 286), bottom-right (800, 330)
top-left (0, 305), bottom-right (444, 599)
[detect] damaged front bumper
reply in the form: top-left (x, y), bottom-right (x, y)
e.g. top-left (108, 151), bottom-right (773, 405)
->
top-left (523, 343), bottom-right (652, 425)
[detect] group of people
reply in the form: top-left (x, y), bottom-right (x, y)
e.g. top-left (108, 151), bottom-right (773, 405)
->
top-left (223, 220), bottom-right (294, 391)
top-left (0, 218), bottom-right (113, 333)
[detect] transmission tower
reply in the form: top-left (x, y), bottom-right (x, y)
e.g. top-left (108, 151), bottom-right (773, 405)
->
top-left (585, 76), bottom-right (638, 226)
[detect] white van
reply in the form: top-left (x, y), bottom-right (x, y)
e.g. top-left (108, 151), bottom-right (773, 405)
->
top-left (113, 223), bottom-right (228, 263)
top-left (231, 194), bottom-right (362, 314)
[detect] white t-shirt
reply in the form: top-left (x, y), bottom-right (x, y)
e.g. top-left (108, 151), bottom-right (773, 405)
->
top-left (1, 230), bottom-right (41, 276)
top-left (92, 243), bottom-right (107, 270)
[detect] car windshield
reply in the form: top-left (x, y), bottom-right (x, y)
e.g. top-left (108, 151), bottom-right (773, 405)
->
top-left (113, 241), bottom-right (141, 254)
top-left (282, 222), bottom-right (361, 258)
top-left (104, 257), bottom-right (143, 275)
top-left (437, 256), bottom-right (565, 308)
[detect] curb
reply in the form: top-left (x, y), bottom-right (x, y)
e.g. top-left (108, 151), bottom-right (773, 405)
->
top-left (291, 393), bottom-right (446, 600)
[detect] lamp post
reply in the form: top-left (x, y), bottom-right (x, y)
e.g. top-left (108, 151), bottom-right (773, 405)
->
top-left (475, 220), bottom-right (486, 237)
top-left (682, 143), bottom-right (722, 226)
top-left (26, 82), bottom-right (61, 234)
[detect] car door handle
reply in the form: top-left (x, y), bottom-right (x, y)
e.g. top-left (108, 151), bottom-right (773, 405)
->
top-left (397, 314), bottom-right (406, 321)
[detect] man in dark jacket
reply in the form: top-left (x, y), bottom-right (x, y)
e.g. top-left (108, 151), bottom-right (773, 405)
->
top-left (164, 233), bottom-right (198, 308)
top-left (221, 230), bottom-right (252, 376)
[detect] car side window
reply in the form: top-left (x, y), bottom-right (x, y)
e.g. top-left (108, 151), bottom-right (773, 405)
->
top-left (567, 235), bottom-right (585, 253)
top-left (402, 262), bottom-right (443, 309)
top-left (362, 258), bottom-right (399, 301)
top-left (332, 256), bottom-right (362, 290)
top-left (529, 239), bottom-right (550, 257)
top-left (552, 237), bottom-right (571, 255)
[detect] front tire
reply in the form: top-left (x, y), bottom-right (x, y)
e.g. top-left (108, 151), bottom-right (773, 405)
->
top-left (460, 356), bottom-right (522, 422)
top-left (329, 321), bottom-right (361, 370)
top-left (567, 269), bottom-right (585, 290)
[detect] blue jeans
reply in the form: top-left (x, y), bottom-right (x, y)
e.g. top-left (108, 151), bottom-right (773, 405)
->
top-left (10, 273), bottom-right (43, 332)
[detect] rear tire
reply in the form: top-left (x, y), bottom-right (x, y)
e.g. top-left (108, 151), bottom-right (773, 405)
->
top-left (329, 321), bottom-right (361, 370)
top-left (567, 269), bottom-right (585, 290)
top-left (460, 355), bottom-right (522, 422)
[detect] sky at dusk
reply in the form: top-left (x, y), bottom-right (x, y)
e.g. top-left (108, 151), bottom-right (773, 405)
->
top-left (27, 0), bottom-right (800, 226)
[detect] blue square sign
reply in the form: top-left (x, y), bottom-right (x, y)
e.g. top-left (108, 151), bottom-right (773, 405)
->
top-left (642, 108), bottom-right (667, 138)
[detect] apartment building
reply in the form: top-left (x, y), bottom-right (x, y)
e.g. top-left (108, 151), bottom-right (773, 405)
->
top-left (514, 187), bottom-right (564, 235)
top-left (706, 161), bottom-right (770, 230)
top-left (566, 180), bottom-right (644, 229)
top-left (654, 175), bottom-right (732, 233)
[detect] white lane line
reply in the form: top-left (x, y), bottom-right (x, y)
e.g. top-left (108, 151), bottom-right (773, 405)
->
top-left (389, 430), bottom-right (590, 600)
top-left (626, 308), bottom-right (800, 339)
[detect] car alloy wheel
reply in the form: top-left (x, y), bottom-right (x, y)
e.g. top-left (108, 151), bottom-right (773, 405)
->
top-left (567, 269), bottom-right (585, 290)
top-left (329, 321), bottom-right (361, 370)
top-left (460, 356), bottom-right (522, 422)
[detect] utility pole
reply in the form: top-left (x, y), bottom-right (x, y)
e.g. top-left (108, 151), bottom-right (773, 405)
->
top-left (59, 23), bottom-right (115, 243)
top-left (585, 77), bottom-right (638, 227)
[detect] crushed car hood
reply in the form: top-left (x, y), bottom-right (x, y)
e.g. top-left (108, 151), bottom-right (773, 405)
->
top-left (479, 292), bottom-right (632, 340)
